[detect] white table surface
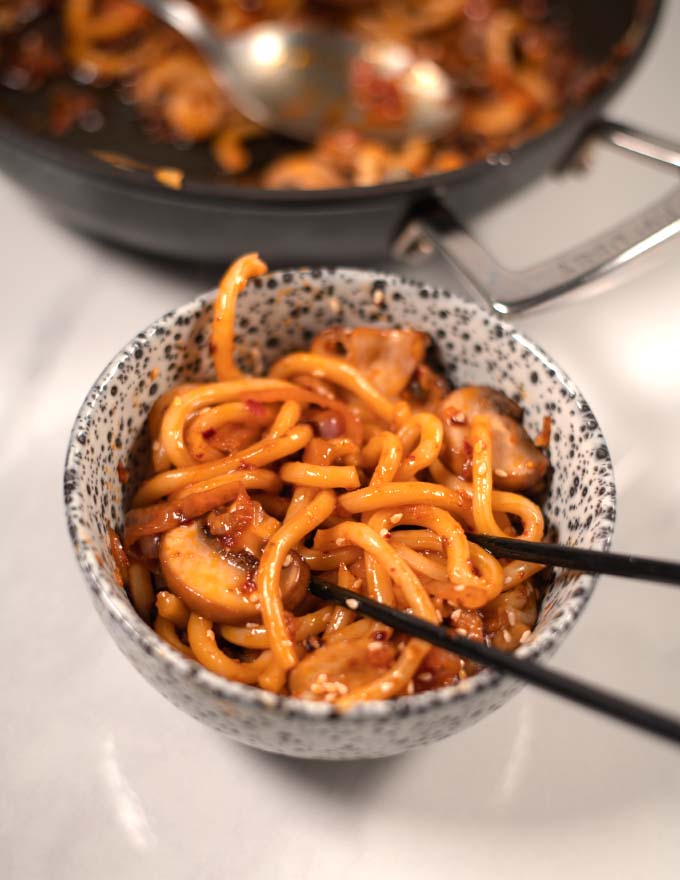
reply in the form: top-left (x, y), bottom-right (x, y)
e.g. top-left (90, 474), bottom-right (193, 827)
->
top-left (2, 6), bottom-right (680, 879)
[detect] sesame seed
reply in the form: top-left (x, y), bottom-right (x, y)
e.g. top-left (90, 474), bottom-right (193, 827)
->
top-left (380, 682), bottom-right (392, 693)
top-left (507, 611), bottom-right (516, 626)
top-left (345, 597), bottom-right (359, 610)
top-left (454, 584), bottom-right (465, 592)
top-left (417, 672), bottom-right (433, 682)
top-left (329, 297), bottom-right (341, 314)
top-left (367, 642), bottom-right (383, 652)
top-left (372, 290), bottom-right (385, 305)
top-left (379, 528), bottom-right (390, 538)
top-left (406, 681), bottom-right (415, 695)
top-left (504, 575), bottom-right (513, 585)
top-left (494, 468), bottom-right (508, 478)
top-left (455, 628), bottom-right (468, 637)
top-left (313, 680), bottom-right (349, 699)
top-left (335, 537), bottom-right (348, 547)
top-left (351, 578), bottom-right (362, 591)
top-left (282, 639), bottom-right (293, 647)
top-left (451, 609), bottom-right (462, 622)
top-left (389, 513), bottom-right (403, 525)
top-left (206, 629), bottom-right (215, 641)
top-left (282, 553), bottom-right (293, 568)
top-left (477, 462), bottom-right (487, 476)
top-left (502, 629), bottom-right (511, 643)
top-left (520, 629), bottom-right (531, 644)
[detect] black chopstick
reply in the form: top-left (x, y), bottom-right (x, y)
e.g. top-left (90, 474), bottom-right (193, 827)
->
top-left (309, 578), bottom-right (680, 747)
top-left (467, 534), bottom-right (680, 586)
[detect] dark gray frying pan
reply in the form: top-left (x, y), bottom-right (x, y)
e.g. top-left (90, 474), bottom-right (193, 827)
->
top-left (0, 0), bottom-right (678, 314)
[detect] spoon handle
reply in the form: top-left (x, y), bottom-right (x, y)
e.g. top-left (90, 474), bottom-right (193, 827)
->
top-left (136, 0), bottom-right (226, 66)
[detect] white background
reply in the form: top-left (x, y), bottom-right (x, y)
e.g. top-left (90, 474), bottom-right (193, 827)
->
top-left (2, 4), bottom-right (680, 878)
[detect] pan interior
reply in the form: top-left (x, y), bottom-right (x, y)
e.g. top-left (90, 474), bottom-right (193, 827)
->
top-left (0, 0), bottom-right (653, 193)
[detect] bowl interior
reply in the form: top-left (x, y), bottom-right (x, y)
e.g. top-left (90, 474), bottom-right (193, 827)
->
top-left (65, 267), bottom-right (616, 716)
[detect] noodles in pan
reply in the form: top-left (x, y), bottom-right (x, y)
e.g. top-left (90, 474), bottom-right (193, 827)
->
top-left (112, 253), bottom-right (551, 705)
top-left (1, 1), bottom-right (621, 188)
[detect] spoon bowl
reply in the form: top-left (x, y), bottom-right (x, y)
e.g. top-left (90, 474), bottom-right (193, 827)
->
top-left (137, 0), bottom-right (457, 142)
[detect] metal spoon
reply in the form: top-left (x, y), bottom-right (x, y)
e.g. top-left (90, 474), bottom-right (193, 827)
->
top-left (137, 0), bottom-right (457, 142)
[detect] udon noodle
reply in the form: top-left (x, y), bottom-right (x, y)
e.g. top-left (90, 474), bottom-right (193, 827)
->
top-left (111, 253), bottom-right (551, 705)
top-left (1, 0), bottom-right (614, 187)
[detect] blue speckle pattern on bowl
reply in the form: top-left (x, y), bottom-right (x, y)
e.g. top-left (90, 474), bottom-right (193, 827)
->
top-left (64, 268), bottom-right (616, 760)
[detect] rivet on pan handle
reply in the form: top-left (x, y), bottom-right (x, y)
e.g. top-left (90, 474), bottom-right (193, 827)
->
top-left (393, 121), bottom-right (680, 316)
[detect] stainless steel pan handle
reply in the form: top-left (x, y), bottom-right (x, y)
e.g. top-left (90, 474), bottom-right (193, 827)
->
top-left (393, 121), bottom-right (680, 315)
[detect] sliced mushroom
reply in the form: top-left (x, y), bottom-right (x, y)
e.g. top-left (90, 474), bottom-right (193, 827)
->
top-left (311, 327), bottom-right (429, 398)
top-left (401, 363), bottom-right (450, 411)
top-left (288, 634), bottom-right (396, 701)
top-left (261, 153), bottom-right (346, 189)
top-left (159, 521), bottom-right (308, 624)
top-left (438, 386), bottom-right (548, 491)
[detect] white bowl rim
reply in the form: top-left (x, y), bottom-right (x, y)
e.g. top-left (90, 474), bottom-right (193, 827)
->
top-left (64, 266), bottom-right (617, 722)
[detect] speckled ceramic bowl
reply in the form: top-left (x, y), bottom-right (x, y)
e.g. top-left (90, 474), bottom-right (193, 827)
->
top-left (64, 268), bottom-right (616, 760)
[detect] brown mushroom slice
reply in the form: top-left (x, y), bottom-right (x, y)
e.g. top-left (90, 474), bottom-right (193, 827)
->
top-left (438, 386), bottom-right (548, 491)
top-left (311, 327), bottom-right (429, 398)
top-left (261, 153), bottom-right (346, 189)
top-left (159, 521), bottom-right (308, 624)
top-left (288, 635), bottom-right (397, 701)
